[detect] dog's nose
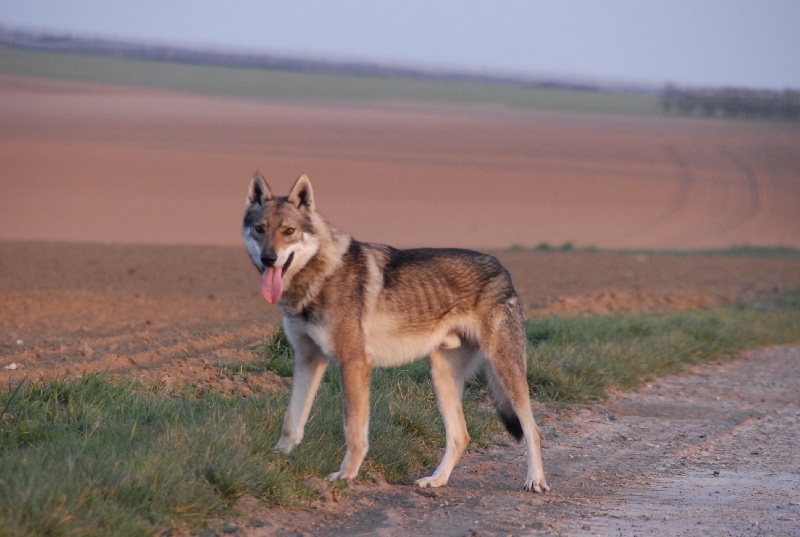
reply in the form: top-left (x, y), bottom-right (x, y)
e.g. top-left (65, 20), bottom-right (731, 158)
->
top-left (260, 252), bottom-right (278, 267)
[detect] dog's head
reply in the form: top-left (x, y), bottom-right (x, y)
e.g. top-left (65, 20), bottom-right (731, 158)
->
top-left (243, 173), bottom-right (319, 304)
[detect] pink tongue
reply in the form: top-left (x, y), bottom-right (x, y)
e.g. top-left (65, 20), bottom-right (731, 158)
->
top-left (260, 267), bottom-right (284, 304)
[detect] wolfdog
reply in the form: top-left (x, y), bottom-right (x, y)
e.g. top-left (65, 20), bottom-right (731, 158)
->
top-left (243, 173), bottom-right (549, 492)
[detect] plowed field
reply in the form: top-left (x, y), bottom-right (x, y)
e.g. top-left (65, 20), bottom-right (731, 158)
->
top-left (1, 75), bottom-right (799, 535)
top-left (1, 75), bottom-right (799, 250)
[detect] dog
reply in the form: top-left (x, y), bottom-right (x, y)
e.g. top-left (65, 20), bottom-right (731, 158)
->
top-left (243, 173), bottom-right (549, 492)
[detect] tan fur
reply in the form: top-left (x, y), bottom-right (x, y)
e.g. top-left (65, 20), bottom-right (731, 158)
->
top-left (243, 173), bottom-right (549, 492)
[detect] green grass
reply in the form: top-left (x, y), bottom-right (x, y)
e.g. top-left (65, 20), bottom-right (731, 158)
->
top-left (508, 241), bottom-right (583, 253)
top-left (507, 243), bottom-right (800, 259)
top-left (614, 245), bottom-right (800, 259)
top-left (1, 288), bottom-right (799, 535)
top-left (0, 46), bottom-right (662, 116)
top-left (526, 288), bottom-right (800, 401)
top-left (0, 360), bottom-right (495, 535)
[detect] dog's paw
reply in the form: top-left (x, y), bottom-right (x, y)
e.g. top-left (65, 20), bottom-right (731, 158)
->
top-left (415, 475), bottom-right (448, 488)
top-left (274, 437), bottom-right (298, 455)
top-left (326, 471), bottom-right (355, 483)
top-left (523, 478), bottom-right (550, 493)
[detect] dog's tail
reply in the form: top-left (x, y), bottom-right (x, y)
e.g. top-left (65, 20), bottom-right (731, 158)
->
top-left (485, 366), bottom-right (525, 441)
top-left (480, 296), bottom-right (529, 442)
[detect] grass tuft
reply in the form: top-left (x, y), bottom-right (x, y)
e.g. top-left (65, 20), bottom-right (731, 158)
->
top-left (526, 288), bottom-right (800, 402)
top-left (616, 245), bottom-right (800, 259)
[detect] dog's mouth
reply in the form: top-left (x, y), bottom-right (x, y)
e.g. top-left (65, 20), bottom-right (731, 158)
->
top-left (282, 252), bottom-right (294, 275)
top-left (260, 251), bottom-right (295, 305)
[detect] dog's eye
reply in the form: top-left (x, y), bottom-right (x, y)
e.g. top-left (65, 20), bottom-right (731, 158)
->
top-left (283, 227), bottom-right (296, 236)
top-left (254, 225), bottom-right (265, 234)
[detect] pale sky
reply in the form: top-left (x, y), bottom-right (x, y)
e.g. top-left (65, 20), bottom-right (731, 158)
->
top-left (2, 0), bottom-right (799, 89)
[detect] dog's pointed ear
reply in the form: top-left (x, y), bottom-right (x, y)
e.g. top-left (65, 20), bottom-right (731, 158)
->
top-left (247, 172), bottom-right (272, 206)
top-left (288, 174), bottom-right (315, 212)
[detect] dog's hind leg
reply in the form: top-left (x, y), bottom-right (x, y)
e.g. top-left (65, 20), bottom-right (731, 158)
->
top-left (487, 359), bottom-right (549, 492)
top-left (483, 302), bottom-right (550, 493)
top-left (276, 345), bottom-right (329, 454)
top-left (415, 347), bottom-right (480, 488)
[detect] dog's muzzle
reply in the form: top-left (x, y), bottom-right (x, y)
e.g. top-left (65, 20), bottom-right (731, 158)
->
top-left (260, 251), bottom-right (294, 275)
top-left (260, 251), bottom-right (278, 268)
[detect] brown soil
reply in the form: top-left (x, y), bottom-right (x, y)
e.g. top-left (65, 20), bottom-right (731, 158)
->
top-left (2, 76), bottom-right (800, 535)
top-left (2, 75), bottom-right (800, 251)
top-left (3, 241), bottom-right (799, 391)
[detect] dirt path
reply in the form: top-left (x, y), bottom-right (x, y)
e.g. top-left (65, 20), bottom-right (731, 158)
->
top-left (247, 345), bottom-right (799, 536)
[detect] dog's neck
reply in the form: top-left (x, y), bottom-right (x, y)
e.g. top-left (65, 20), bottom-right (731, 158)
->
top-left (279, 214), bottom-right (352, 314)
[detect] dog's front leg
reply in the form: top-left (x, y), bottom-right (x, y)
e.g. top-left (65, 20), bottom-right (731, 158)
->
top-left (327, 357), bottom-right (372, 481)
top-left (276, 349), bottom-right (329, 454)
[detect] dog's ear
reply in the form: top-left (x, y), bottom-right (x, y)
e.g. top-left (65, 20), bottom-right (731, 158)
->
top-left (247, 172), bottom-right (272, 206)
top-left (288, 174), bottom-right (315, 212)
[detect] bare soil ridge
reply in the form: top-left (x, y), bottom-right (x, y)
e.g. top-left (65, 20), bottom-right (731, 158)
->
top-left (3, 241), bottom-right (799, 389)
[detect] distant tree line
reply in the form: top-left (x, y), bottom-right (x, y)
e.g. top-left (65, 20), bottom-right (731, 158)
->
top-left (661, 84), bottom-right (800, 120)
